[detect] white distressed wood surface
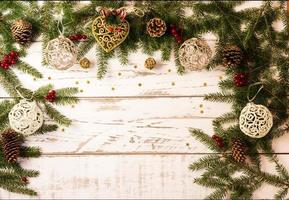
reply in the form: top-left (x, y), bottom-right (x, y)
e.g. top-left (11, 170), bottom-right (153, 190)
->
top-left (1, 1), bottom-right (288, 199)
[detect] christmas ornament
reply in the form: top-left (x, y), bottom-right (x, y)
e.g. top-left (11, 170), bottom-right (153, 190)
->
top-left (178, 38), bottom-right (212, 70)
top-left (212, 134), bottom-right (224, 148)
top-left (0, 51), bottom-right (19, 70)
top-left (146, 18), bottom-right (167, 37)
top-left (92, 8), bottom-right (130, 53)
top-left (10, 19), bottom-right (33, 45)
top-left (223, 45), bottom-right (243, 68)
top-left (239, 103), bottom-right (273, 138)
top-left (45, 35), bottom-right (78, 70)
top-left (144, 57), bottom-right (156, 69)
top-left (234, 72), bottom-right (248, 87)
top-left (69, 34), bottom-right (88, 42)
top-left (79, 57), bottom-right (91, 68)
top-left (9, 99), bottom-right (44, 136)
top-left (231, 138), bottom-right (247, 163)
top-left (45, 90), bottom-right (57, 103)
top-left (170, 24), bottom-right (182, 44)
top-left (1, 129), bottom-right (20, 163)
top-left (239, 83), bottom-right (273, 138)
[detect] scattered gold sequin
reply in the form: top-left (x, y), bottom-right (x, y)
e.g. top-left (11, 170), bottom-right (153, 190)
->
top-left (168, 69), bottom-right (171, 72)
top-left (200, 110), bottom-right (204, 114)
top-left (48, 76), bottom-right (51, 80)
top-left (86, 80), bottom-right (90, 84)
top-left (33, 78), bottom-right (37, 81)
top-left (219, 76), bottom-right (223, 80)
top-left (186, 143), bottom-right (190, 147)
top-left (138, 83), bottom-right (142, 87)
top-left (71, 105), bottom-right (75, 108)
top-left (112, 87), bottom-right (115, 91)
top-left (80, 89), bottom-right (84, 93)
top-left (75, 81), bottom-right (79, 85)
top-left (172, 82), bottom-right (175, 86)
top-left (203, 82), bottom-right (207, 86)
top-left (61, 128), bottom-right (65, 132)
top-left (199, 104), bottom-right (203, 108)
top-left (134, 65), bottom-right (137, 69)
top-left (118, 72), bottom-right (122, 76)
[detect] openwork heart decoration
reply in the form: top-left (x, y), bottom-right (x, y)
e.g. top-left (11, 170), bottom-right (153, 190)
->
top-left (92, 16), bottom-right (130, 53)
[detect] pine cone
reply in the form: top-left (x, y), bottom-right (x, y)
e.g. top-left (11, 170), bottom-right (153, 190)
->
top-left (222, 45), bottom-right (243, 68)
top-left (11, 19), bottom-right (33, 45)
top-left (146, 18), bottom-right (167, 37)
top-left (231, 138), bottom-right (247, 163)
top-left (1, 129), bottom-right (20, 163)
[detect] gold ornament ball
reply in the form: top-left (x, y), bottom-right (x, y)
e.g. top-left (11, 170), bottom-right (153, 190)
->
top-left (11, 19), bottom-right (33, 45)
top-left (80, 57), bottom-right (91, 69)
top-left (145, 58), bottom-right (156, 69)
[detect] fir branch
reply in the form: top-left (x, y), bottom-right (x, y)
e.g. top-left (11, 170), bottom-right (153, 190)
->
top-left (44, 103), bottom-right (71, 126)
top-left (19, 146), bottom-right (41, 158)
top-left (14, 61), bottom-right (42, 79)
top-left (189, 128), bottom-right (220, 152)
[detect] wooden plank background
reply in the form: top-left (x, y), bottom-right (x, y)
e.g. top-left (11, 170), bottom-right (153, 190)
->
top-left (0, 1), bottom-right (288, 199)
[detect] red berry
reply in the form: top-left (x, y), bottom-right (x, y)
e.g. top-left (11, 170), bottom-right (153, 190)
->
top-left (234, 72), bottom-right (248, 87)
top-left (10, 51), bottom-right (18, 58)
top-left (82, 35), bottom-right (87, 40)
top-left (177, 38), bottom-right (182, 44)
top-left (170, 24), bottom-right (176, 29)
top-left (11, 59), bottom-right (17, 65)
top-left (171, 28), bottom-right (177, 35)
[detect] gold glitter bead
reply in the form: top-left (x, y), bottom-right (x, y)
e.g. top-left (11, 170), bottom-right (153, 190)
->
top-left (79, 57), bottom-right (90, 69)
top-left (144, 57), bottom-right (156, 70)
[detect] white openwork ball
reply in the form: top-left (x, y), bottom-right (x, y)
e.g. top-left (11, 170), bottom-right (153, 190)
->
top-left (178, 38), bottom-right (212, 70)
top-left (239, 103), bottom-right (273, 138)
top-left (9, 100), bottom-right (44, 136)
top-left (45, 35), bottom-right (77, 70)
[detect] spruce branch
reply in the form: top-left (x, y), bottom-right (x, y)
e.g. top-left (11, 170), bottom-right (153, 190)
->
top-left (44, 103), bottom-right (72, 126)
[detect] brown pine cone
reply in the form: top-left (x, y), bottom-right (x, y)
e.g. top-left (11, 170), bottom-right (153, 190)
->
top-left (1, 129), bottom-right (20, 163)
top-left (222, 45), bottom-right (243, 68)
top-left (231, 138), bottom-right (247, 163)
top-left (146, 18), bottom-right (167, 37)
top-left (11, 19), bottom-right (33, 45)
top-left (144, 57), bottom-right (156, 69)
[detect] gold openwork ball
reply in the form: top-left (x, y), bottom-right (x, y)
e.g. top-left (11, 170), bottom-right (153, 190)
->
top-left (178, 38), bottom-right (212, 71)
top-left (79, 57), bottom-right (90, 69)
top-left (239, 103), bottom-right (273, 138)
top-left (144, 57), bottom-right (156, 69)
top-left (45, 35), bottom-right (78, 70)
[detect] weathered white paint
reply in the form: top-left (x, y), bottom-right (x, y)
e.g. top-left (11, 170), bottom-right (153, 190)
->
top-left (0, 1), bottom-right (288, 199)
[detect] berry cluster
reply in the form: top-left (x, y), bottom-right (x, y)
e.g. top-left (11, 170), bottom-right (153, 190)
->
top-left (170, 24), bottom-right (183, 44)
top-left (45, 90), bottom-right (57, 102)
top-left (0, 51), bottom-right (19, 70)
top-left (234, 72), bottom-right (248, 87)
top-left (69, 34), bottom-right (88, 41)
top-left (212, 134), bottom-right (224, 148)
top-left (108, 26), bottom-right (123, 33)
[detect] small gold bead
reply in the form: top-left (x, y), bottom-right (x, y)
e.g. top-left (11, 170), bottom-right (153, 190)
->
top-left (71, 105), bottom-right (75, 108)
top-left (138, 83), bottom-right (142, 87)
top-left (200, 110), bottom-right (204, 114)
top-left (80, 89), bottom-right (83, 93)
top-left (75, 81), bottom-right (79, 85)
top-left (61, 128), bottom-right (65, 132)
top-left (134, 65), bottom-right (138, 69)
top-left (33, 78), bottom-right (36, 81)
top-left (168, 69), bottom-right (171, 72)
top-left (144, 57), bottom-right (156, 70)
top-left (203, 82), bottom-right (207, 86)
top-left (172, 82), bottom-right (175, 86)
top-left (112, 87), bottom-right (115, 91)
top-left (199, 104), bottom-right (203, 108)
top-left (48, 76), bottom-right (51, 80)
top-left (86, 80), bottom-right (90, 84)
top-left (79, 57), bottom-right (90, 69)
top-left (118, 72), bottom-right (122, 76)
top-left (219, 76), bottom-right (223, 80)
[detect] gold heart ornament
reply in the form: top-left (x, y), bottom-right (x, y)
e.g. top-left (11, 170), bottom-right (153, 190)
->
top-left (92, 16), bottom-right (130, 53)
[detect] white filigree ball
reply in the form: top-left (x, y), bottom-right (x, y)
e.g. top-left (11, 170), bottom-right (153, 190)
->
top-left (239, 103), bottom-right (273, 138)
top-left (45, 35), bottom-right (77, 70)
top-left (9, 100), bottom-right (44, 136)
top-left (178, 38), bottom-right (212, 70)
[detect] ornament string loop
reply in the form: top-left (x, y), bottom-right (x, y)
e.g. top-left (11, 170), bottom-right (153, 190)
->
top-left (55, 9), bottom-right (65, 36)
top-left (15, 85), bottom-right (34, 101)
top-left (247, 82), bottom-right (264, 102)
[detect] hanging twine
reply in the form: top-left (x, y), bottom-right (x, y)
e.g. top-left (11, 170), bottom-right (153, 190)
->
top-left (54, 8), bottom-right (65, 36)
top-left (247, 82), bottom-right (264, 102)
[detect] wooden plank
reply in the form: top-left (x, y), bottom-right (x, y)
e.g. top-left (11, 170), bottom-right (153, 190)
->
top-left (21, 98), bottom-right (289, 154)
top-left (0, 41), bottom-right (226, 98)
top-left (26, 97), bottom-right (230, 154)
top-left (1, 154), bottom-right (288, 199)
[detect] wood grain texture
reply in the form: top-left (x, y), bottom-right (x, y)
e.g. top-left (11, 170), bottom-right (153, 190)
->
top-left (1, 1), bottom-right (288, 199)
top-left (1, 154), bottom-right (289, 199)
